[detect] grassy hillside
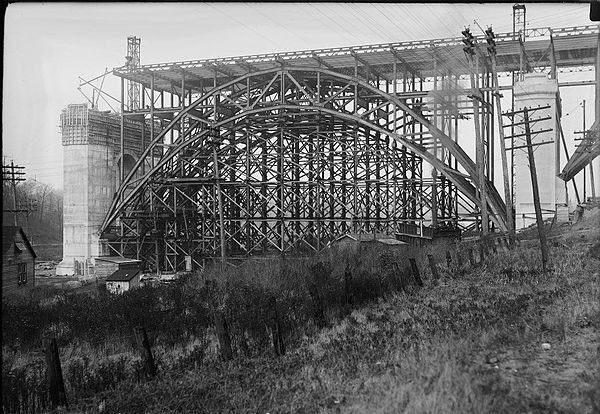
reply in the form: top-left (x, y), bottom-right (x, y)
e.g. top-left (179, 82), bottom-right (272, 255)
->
top-left (2, 214), bottom-right (599, 413)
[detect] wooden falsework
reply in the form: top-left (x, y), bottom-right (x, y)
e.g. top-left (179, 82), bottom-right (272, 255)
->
top-left (212, 312), bottom-right (233, 361)
top-left (134, 326), bottom-right (158, 377)
top-left (427, 254), bottom-right (439, 282)
top-left (409, 258), bottom-right (424, 287)
top-left (523, 108), bottom-right (549, 272)
top-left (43, 337), bottom-right (68, 409)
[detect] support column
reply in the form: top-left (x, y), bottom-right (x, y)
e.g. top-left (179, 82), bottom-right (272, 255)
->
top-left (513, 73), bottom-right (561, 229)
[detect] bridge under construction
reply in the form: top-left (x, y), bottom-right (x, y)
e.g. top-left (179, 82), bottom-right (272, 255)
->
top-left (57, 15), bottom-right (599, 275)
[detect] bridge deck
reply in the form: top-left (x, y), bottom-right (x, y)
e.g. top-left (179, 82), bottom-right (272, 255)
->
top-left (114, 25), bottom-right (598, 94)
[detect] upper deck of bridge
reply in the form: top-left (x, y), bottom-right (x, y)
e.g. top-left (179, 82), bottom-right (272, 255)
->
top-left (114, 25), bottom-right (598, 94)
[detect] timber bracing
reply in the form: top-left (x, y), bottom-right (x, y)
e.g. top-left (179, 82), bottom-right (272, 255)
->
top-left (99, 25), bottom-right (598, 272)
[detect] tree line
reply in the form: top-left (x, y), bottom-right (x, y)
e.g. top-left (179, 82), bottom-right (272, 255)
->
top-left (2, 178), bottom-right (63, 245)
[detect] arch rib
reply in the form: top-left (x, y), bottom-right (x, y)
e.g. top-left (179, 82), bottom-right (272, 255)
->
top-left (100, 66), bottom-right (507, 236)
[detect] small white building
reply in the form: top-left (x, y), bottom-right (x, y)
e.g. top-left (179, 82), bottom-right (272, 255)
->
top-left (105, 269), bottom-right (141, 294)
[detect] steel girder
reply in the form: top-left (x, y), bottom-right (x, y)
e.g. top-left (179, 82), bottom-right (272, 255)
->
top-left (100, 67), bottom-right (507, 269)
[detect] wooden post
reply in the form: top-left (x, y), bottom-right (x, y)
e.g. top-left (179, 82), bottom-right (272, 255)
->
top-left (469, 55), bottom-right (489, 236)
top-left (393, 262), bottom-right (406, 291)
top-left (43, 337), bottom-right (68, 410)
top-left (309, 280), bottom-right (326, 327)
top-left (468, 247), bottom-right (476, 267)
top-left (490, 53), bottom-right (515, 243)
top-left (344, 264), bottom-right (353, 305)
top-left (445, 250), bottom-right (452, 269)
top-left (479, 243), bottom-right (486, 264)
top-left (457, 250), bottom-right (464, 269)
top-left (134, 327), bottom-right (158, 377)
top-left (212, 312), bottom-right (233, 361)
top-left (270, 297), bottom-right (285, 356)
top-left (213, 147), bottom-right (227, 262)
top-left (409, 258), bottom-right (423, 287)
top-left (524, 107), bottom-right (549, 272)
top-left (427, 254), bottom-right (439, 282)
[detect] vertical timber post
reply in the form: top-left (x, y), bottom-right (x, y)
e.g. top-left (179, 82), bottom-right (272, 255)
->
top-left (524, 108), bottom-right (549, 272)
top-left (490, 53), bottom-right (515, 242)
top-left (134, 326), bottom-right (157, 378)
top-left (213, 145), bottom-right (226, 262)
top-left (43, 337), bottom-right (68, 409)
top-left (469, 53), bottom-right (489, 236)
top-left (213, 311), bottom-right (233, 361)
top-left (427, 254), bottom-right (439, 283)
top-left (270, 297), bottom-right (285, 356)
top-left (409, 258), bottom-right (423, 287)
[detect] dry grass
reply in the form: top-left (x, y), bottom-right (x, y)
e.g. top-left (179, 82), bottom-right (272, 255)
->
top-left (3, 222), bottom-right (599, 413)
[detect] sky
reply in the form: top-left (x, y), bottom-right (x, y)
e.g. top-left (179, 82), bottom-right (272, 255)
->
top-left (2, 2), bottom-right (597, 193)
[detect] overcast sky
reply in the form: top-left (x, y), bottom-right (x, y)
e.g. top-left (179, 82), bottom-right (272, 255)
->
top-left (2, 2), bottom-right (596, 191)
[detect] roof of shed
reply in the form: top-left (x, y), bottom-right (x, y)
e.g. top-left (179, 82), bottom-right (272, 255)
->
top-left (335, 233), bottom-right (407, 245)
top-left (95, 256), bottom-right (141, 265)
top-left (2, 226), bottom-right (37, 258)
top-left (106, 269), bottom-right (140, 282)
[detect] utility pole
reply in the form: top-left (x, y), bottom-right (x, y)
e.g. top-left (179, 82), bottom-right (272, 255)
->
top-left (485, 25), bottom-right (515, 243)
top-left (580, 99), bottom-right (596, 200)
top-left (582, 99), bottom-right (587, 202)
top-left (503, 105), bottom-right (552, 272)
top-left (462, 27), bottom-right (488, 236)
top-left (523, 108), bottom-right (549, 272)
top-left (2, 161), bottom-right (26, 226)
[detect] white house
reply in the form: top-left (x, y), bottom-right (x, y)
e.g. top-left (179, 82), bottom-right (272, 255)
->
top-left (105, 269), bottom-right (141, 294)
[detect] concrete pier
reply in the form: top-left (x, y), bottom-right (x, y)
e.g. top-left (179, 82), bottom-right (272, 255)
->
top-left (56, 104), bottom-right (145, 277)
top-left (513, 73), bottom-right (566, 229)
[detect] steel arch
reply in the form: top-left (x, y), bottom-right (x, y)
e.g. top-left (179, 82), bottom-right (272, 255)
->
top-left (100, 67), bottom-right (507, 267)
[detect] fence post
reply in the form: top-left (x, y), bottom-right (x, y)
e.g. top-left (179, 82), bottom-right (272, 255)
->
top-left (43, 337), bottom-right (68, 410)
top-left (344, 264), bottom-right (353, 305)
top-left (212, 312), bottom-right (233, 361)
top-left (479, 243), bottom-right (486, 264)
top-left (468, 247), bottom-right (476, 267)
top-left (270, 297), bottom-right (286, 356)
top-left (445, 250), bottom-right (452, 269)
top-left (307, 279), bottom-right (326, 327)
top-left (134, 326), bottom-right (158, 377)
top-left (427, 254), bottom-right (439, 283)
top-left (409, 258), bottom-right (423, 287)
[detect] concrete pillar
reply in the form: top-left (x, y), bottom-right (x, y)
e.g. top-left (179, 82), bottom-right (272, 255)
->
top-left (513, 73), bottom-right (565, 229)
top-left (56, 104), bottom-right (116, 277)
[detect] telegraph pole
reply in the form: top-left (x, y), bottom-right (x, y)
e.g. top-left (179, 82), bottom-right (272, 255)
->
top-left (462, 27), bottom-right (489, 236)
top-left (523, 108), bottom-right (548, 273)
top-left (2, 161), bottom-right (26, 226)
top-left (485, 25), bottom-right (515, 242)
top-left (503, 105), bottom-right (552, 272)
top-left (582, 100), bottom-right (587, 202)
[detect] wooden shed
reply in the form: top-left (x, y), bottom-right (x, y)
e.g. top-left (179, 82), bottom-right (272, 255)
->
top-left (105, 269), bottom-right (141, 294)
top-left (2, 226), bottom-right (37, 297)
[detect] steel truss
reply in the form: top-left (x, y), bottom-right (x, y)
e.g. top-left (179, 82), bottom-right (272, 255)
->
top-left (99, 64), bottom-right (508, 272)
